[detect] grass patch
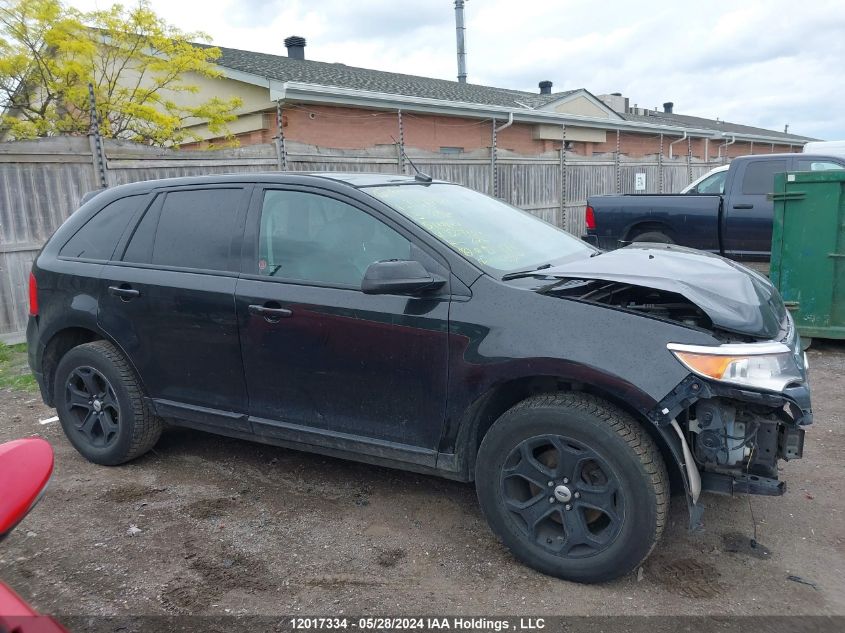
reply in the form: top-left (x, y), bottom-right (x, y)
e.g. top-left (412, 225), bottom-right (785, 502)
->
top-left (0, 342), bottom-right (37, 392)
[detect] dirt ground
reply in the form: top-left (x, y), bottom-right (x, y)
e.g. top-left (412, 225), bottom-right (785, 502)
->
top-left (1, 342), bottom-right (844, 621)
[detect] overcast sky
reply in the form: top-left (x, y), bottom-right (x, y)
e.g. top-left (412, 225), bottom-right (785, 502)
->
top-left (68, 0), bottom-right (845, 139)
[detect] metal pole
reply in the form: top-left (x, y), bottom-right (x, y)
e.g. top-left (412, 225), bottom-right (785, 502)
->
top-left (559, 124), bottom-right (567, 222)
top-left (491, 118), bottom-right (498, 197)
top-left (615, 130), bottom-right (621, 193)
top-left (658, 133), bottom-right (664, 193)
top-left (454, 0), bottom-right (467, 83)
top-left (274, 101), bottom-right (287, 171)
top-left (687, 136), bottom-right (693, 184)
top-left (87, 83), bottom-right (107, 189)
top-left (397, 109), bottom-right (405, 174)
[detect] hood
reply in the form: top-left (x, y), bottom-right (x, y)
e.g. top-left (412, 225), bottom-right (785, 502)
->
top-left (541, 244), bottom-right (786, 339)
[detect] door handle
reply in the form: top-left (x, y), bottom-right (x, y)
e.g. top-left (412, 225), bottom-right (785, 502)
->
top-left (248, 304), bottom-right (292, 321)
top-left (108, 285), bottom-right (140, 300)
top-left (732, 203), bottom-right (754, 209)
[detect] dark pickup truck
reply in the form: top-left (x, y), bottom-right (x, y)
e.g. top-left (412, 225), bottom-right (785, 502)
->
top-left (584, 153), bottom-right (845, 261)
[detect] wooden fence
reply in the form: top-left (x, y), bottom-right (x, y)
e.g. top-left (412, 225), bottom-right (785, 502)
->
top-left (0, 136), bottom-right (722, 342)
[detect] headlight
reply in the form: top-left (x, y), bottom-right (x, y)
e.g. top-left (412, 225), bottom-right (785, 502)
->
top-left (667, 342), bottom-right (803, 392)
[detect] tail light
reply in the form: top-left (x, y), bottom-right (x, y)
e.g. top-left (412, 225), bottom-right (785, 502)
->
top-left (585, 205), bottom-right (596, 230)
top-left (28, 272), bottom-right (38, 316)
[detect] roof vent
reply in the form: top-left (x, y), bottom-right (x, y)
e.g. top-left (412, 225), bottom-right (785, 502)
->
top-left (663, 101), bottom-right (674, 114)
top-left (285, 36), bottom-right (306, 60)
top-left (539, 80), bottom-right (553, 95)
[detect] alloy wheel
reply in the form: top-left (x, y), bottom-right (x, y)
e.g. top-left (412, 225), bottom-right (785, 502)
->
top-left (65, 366), bottom-right (121, 448)
top-left (500, 434), bottom-right (624, 558)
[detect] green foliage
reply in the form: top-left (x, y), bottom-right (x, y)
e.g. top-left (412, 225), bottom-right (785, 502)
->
top-left (0, 342), bottom-right (36, 391)
top-left (0, 0), bottom-right (242, 146)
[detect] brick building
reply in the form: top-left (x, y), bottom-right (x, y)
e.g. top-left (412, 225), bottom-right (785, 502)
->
top-left (182, 36), bottom-right (814, 157)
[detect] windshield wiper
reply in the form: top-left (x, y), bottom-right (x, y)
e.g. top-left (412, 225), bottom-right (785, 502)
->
top-left (501, 263), bottom-right (554, 281)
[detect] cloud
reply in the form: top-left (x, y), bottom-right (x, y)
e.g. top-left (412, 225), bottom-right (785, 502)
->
top-left (66, 0), bottom-right (845, 139)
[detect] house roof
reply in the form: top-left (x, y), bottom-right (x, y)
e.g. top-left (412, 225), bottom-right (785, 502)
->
top-left (208, 44), bottom-right (577, 110)
top-left (623, 111), bottom-right (814, 143)
top-left (206, 44), bottom-right (813, 143)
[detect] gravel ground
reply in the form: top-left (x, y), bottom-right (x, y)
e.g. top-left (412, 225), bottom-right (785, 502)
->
top-left (0, 342), bottom-right (843, 621)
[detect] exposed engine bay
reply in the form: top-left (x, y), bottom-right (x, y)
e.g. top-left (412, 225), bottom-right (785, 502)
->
top-left (546, 278), bottom-right (714, 332)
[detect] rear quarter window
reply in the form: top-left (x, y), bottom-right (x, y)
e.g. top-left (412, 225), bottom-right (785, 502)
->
top-left (59, 195), bottom-right (143, 260)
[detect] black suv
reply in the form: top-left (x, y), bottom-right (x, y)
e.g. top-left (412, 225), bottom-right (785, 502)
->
top-left (27, 173), bottom-right (811, 583)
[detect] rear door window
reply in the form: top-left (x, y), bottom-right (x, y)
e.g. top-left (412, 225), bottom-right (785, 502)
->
top-left (123, 188), bottom-right (244, 271)
top-left (741, 160), bottom-right (788, 195)
top-left (60, 195), bottom-right (143, 260)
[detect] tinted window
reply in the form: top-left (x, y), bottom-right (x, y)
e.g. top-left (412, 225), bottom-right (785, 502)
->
top-left (60, 195), bottom-right (142, 260)
top-left (258, 190), bottom-right (411, 286)
top-left (741, 160), bottom-right (788, 195)
top-left (123, 189), bottom-right (243, 271)
top-left (797, 160), bottom-right (845, 171)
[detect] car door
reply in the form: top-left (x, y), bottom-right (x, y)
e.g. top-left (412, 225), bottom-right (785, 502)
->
top-left (234, 186), bottom-right (451, 460)
top-left (723, 158), bottom-right (788, 259)
top-left (98, 185), bottom-right (251, 424)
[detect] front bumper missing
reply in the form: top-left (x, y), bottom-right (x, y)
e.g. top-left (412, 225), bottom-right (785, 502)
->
top-left (648, 372), bottom-right (810, 529)
top-left (700, 471), bottom-right (786, 496)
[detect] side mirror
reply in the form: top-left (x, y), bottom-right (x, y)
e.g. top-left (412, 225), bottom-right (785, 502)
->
top-left (361, 260), bottom-right (445, 295)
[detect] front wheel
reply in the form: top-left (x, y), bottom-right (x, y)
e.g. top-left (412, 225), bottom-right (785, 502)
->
top-left (475, 392), bottom-right (668, 583)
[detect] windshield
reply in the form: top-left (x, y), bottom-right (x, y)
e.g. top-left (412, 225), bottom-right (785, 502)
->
top-left (364, 183), bottom-right (593, 274)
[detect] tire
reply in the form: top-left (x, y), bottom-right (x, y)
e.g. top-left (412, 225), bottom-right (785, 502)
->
top-left (630, 230), bottom-right (673, 244)
top-left (54, 340), bottom-right (162, 466)
top-left (475, 392), bottom-right (668, 583)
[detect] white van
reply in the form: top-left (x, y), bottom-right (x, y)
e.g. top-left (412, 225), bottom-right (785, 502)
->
top-left (802, 140), bottom-right (845, 159)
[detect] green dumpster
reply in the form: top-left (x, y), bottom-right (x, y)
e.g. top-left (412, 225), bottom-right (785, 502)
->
top-left (770, 169), bottom-right (845, 341)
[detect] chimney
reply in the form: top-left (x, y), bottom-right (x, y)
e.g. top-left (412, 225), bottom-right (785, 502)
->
top-left (784, 124), bottom-right (789, 133)
top-left (539, 80), bottom-right (553, 95)
top-left (285, 36), bottom-right (306, 60)
top-left (663, 101), bottom-right (674, 114)
top-left (454, 0), bottom-right (467, 83)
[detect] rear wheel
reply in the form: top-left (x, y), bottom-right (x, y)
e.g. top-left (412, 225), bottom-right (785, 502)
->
top-left (475, 392), bottom-right (668, 583)
top-left (630, 230), bottom-right (673, 244)
top-left (54, 341), bottom-right (162, 465)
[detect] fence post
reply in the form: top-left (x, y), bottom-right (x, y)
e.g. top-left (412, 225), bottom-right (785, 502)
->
top-left (614, 130), bottom-right (621, 193)
top-left (658, 133), bottom-right (664, 193)
top-left (559, 124), bottom-right (567, 226)
top-left (87, 83), bottom-right (108, 188)
top-left (687, 136), bottom-right (693, 184)
top-left (274, 101), bottom-right (287, 171)
top-left (397, 109), bottom-right (405, 174)
top-left (490, 118), bottom-right (497, 197)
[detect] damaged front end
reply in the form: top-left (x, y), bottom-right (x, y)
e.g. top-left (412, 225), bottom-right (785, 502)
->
top-left (654, 336), bottom-right (810, 501)
top-left (537, 244), bottom-right (812, 528)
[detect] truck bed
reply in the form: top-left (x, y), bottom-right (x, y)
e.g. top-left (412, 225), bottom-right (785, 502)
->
top-left (585, 194), bottom-right (722, 253)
